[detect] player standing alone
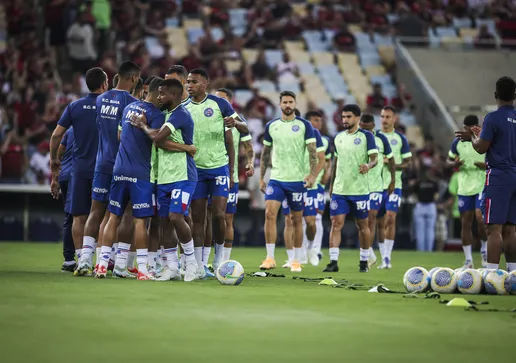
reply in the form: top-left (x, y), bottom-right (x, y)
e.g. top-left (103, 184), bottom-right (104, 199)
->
top-left (324, 104), bottom-right (378, 273)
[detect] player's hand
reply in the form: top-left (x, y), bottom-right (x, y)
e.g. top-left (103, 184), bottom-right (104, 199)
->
top-left (383, 157), bottom-right (389, 164)
top-left (359, 164), bottom-right (370, 174)
top-left (259, 179), bottom-right (266, 194)
top-left (455, 127), bottom-right (474, 141)
top-left (186, 145), bottom-right (197, 157)
top-left (474, 161), bottom-right (485, 169)
top-left (470, 125), bottom-right (482, 136)
top-left (245, 163), bottom-right (254, 177)
top-left (50, 180), bottom-right (60, 200)
top-left (50, 159), bottom-right (61, 174)
top-left (388, 180), bottom-right (395, 195)
top-left (304, 174), bottom-right (316, 188)
top-left (454, 158), bottom-right (464, 168)
top-left (130, 112), bottom-right (147, 128)
top-left (224, 117), bottom-right (236, 128)
top-left (229, 178), bottom-right (234, 190)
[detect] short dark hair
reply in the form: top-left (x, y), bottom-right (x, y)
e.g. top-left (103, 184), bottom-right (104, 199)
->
top-left (117, 60), bottom-right (140, 79)
top-left (148, 77), bottom-right (164, 93)
top-left (217, 88), bottom-right (233, 100)
top-left (382, 105), bottom-right (397, 114)
top-left (144, 76), bottom-right (157, 86)
top-left (463, 114), bottom-right (479, 126)
top-left (189, 68), bottom-right (209, 80)
top-left (495, 76), bottom-right (516, 102)
top-left (305, 111), bottom-right (322, 120)
top-left (360, 114), bottom-right (375, 123)
top-left (134, 77), bottom-right (144, 91)
top-left (280, 90), bottom-right (296, 101)
top-left (342, 104), bottom-right (361, 117)
top-left (294, 108), bottom-right (301, 117)
top-left (159, 78), bottom-right (184, 95)
top-left (112, 74), bottom-right (119, 88)
top-left (85, 67), bottom-right (107, 92)
top-left (167, 65), bottom-right (188, 79)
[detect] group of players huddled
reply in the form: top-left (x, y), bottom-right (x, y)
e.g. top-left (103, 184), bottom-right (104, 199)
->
top-left (50, 59), bottom-right (415, 282)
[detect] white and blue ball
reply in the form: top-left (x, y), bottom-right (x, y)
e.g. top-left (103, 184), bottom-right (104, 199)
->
top-left (430, 267), bottom-right (457, 293)
top-left (505, 271), bottom-right (516, 295)
top-left (216, 260), bottom-right (245, 285)
top-left (483, 269), bottom-right (508, 295)
top-left (428, 267), bottom-right (442, 282)
top-left (457, 269), bottom-right (483, 294)
top-left (403, 267), bottom-right (430, 293)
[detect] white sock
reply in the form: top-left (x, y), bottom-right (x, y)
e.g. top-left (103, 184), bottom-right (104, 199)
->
top-left (368, 247), bottom-right (375, 258)
top-left (148, 252), bottom-right (157, 270)
top-left (378, 242), bottom-right (385, 259)
top-left (160, 246), bottom-right (167, 266)
top-left (99, 245), bottom-right (111, 268)
top-left (127, 252), bottom-right (136, 269)
top-left (329, 247), bottom-right (339, 262)
top-left (110, 242), bottom-right (118, 262)
top-left (286, 249), bottom-right (294, 262)
top-left (360, 248), bottom-right (369, 261)
top-left (81, 236), bottom-right (96, 263)
top-left (463, 245), bottom-right (473, 261)
top-left (115, 242), bottom-right (131, 270)
top-left (222, 247), bottom-right (232, 262)
top-left (164, 248), bottom-right (178, 270)
top-left (95, 247), bottom-right (101, 266)
top-left (313, 214), bottom-right (323, 254)
top-left (266, 243), bottom-right (275, 259)
top-left (180, 253), bottom-right (185, 267)
top-left (202, 246), bottom-right (211, 266)
top-left (137, 248), bottom-right (148, 274)
top-left (506, 262), bottom-right (516, 272)
top-left (480, 240), bottom-right (487, 252)
top-left (76, 249), bottom-right (82, 260)
top-left (214, 243), bottom-right (224, 265)
top-left (194, 247), bottom-right (203, 268)
top-left (181, 240), bottom-right (195, 262)
top-left (294, 247), bottom-right (303, 262)
top-left (487, 263), bottom-right (499, 270)
top-left (384, 239), bottom-right (394, 259)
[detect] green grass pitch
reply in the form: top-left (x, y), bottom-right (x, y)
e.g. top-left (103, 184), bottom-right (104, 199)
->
top-left (0, 242), bottom-right (515, 363)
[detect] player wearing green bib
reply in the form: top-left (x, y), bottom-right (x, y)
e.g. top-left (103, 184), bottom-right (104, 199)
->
top-left (447, 115), bottom-right (487, 268)
top-left (359, 114), bottom-right (395, 268)
top-left (375, 106), bottom-right (412, 269)
top-left (259, 91), bottom-right (318, 273)
top-left (324, 104), bottom-right (378, 273)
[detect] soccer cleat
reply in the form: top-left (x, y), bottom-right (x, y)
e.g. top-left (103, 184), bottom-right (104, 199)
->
top-left (137, 271), bottom-right (156, 281)
top-left (184, 261), bottom-right (198, 282)
top-left (74, 262), bottom-right (93, 277)
top-left (359, 261), bottom-right (369, 273)
top-left (95, 265), bottom-right (107, 279)
top-left (196, 265), bottom-right (207, 280)
top-left (108, 260), bottom-right (115, 272)
top-left (155, 267), bottom-right (181, 281)
top-left (259, 257), bottom-right (276, 270)
top-left (113, 266), bottom-right (136, 278)
top-left (282, 260), bottom-right (292, 268)
top-left (308, 249), bottom-right (320, 266)
top-left (290, 260), bottom-right (302, 272)
top-left (378, 257), bottom-right (391, 269)
top-left (462, 260), bottom-right (474, 269)
top-left (481, 251), bottom-right (487, 268)
top-left (179, 264), bottom-right (185, 276)
top-left (204, 265), bottom-right (215, 278)
top-left (128, 267), bottom-right (138, 275)
top-left (368, 251), bottom-right (377, 269)
top-left (211, 262), bottom-right (219, 275)
top-left (323, 260), bottom-right (339, 272)
top-left (61, 262), bottom-right (76, 273)
top-left (148, 266), bottom-right (158, 277)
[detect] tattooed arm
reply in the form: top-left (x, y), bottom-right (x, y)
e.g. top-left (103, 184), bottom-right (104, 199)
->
top-left (242, 140), bottom-right (255, 176)
top-left (259, 144), bottom-right (272, 193)
top-left (304, 142), bottom-right (317, 188)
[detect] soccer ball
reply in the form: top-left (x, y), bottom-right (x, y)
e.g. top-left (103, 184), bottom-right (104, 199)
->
top-left (457, 269), bottom-right (483, 294)
top-left (428, 267), bottom-right (442, 281)
top-left (430, 268), bottom-right (457, 293)
top-left (216, 260), bottom-right (245, 285)
top-left (506, 271), bottom-right (516, 295)
top-left (483, 269), bottom-right (509, 295)
top-left (403, 267), bottom-right (429, 293)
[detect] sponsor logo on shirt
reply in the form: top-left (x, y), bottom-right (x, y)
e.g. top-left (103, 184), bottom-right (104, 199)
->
top-left (292, 125), bottom-right (300, 132)
top-left (114, 175), bottom-right (138, 183)
top-left (204, 108), bottom-right (214, 117)
top-left (133, 203), bottom-right (151, 209)
top-left (354, 138), bottom-right (361, 145)
top-left (93, 187), bottom-right (108, 194)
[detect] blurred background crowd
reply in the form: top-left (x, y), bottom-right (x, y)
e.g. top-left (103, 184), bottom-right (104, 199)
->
top-left (0, 0), bottom-right (511, 247)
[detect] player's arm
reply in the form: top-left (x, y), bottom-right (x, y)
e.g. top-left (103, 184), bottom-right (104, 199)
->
top-left (446, 138), bottom-right (464, 168)
top-left (225, 129), bottom-right (235, 188)
top-left (154, 125), bottom-right (197, 157)
top-left (303, 122), bottom-right (318, 187)
top-left (455, 117), bottom-right (492, 154)
top-left (225, 116), bottom-right (249, 134)
top-left (396, 135), bottom-right (412, 170)
top-left (259, 144), bottom-right (272, 193)
top-left (321, 157), bottom-right (332, 186)
top-left (242, 139), bottom-right (255, 176)
top-left (307, 141), bottom-right (318, 177)
top-left (329, 155), bottom-right (337, 196)
top-left (50, 105), bottom-right (71, 176)
top-left (360, 131), bottom-right (378, 174)
top-left (314, 132), bottom-right (326, 178)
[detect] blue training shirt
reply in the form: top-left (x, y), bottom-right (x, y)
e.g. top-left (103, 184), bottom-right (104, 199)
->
top-left (95, 89), bottom-right (138, 174)
top-left (114, 101), bottom-right (165, 181)
top-left (57, 93), bottom-right (99, 178)
top-left (59, 127), bottom-right (75, 182)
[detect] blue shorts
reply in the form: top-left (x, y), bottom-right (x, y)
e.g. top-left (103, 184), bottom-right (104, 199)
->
top-left (303, 189), bottom-right (319, 217)
top-left (368, 192), bottom-right (384, 211)
top-left (193, 165), bottom-right (230, 200)
top-left (92, 171), bottom-right (112, 202)
top-left (317, 185), bottom-right (325, 213)
top-left (157, 180), bottom-right (197, 217)
top-left (482, 184), bottom-right (516, 225)
top-left (59, 180), bottom-right (72, 214)
top-left (69, 175), bottom-right (93, 216)
top-left (226, 182), bottom-right (239, 215)
top-left (108, 176), bottom-right (154, 218)
top-left (282, 198), bottom-right (290, 215)
top-left (265, 180), bottom-right (305, 212)
top-left (330, 194), bottom-right (369, 219)
top-left (385, 188), bottom-right (402, 213)
top-left (458, 194), bottom-right (482, 213)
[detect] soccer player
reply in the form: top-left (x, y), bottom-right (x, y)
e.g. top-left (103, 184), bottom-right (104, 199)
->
top-left (143, 76), bottom-right (157, 99)
top-left (359, 114), bottom-right (395, 268)
top-left (259, 91), bottom-right (318, 272)
top-left (133, 77), bottom-right (144, 100)
top-left (50, 127), bottom-right (76, 271)
top-left (324, 104), bottom-right (378, 273)
top-left (50, 67), bottom-right (108, 271)
top-left (215, 88), bottom-right (255, 262)
top-left (456, 76), bottom-right (516, 272)
top-left (77, 61), bottom-right (140, 275)
top-left (131, 78), bottom-right (199, 281)
top-left (185, 69), bottom-right (239, 278)
top-left (376, 106), bottom-right (412, 269)
top-left (448, 115), bottom-right (488, 268)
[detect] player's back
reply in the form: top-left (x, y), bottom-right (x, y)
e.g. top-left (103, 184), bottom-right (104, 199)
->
top-left (115, 101), bottom-right (165, 181)
top-left (95, 89), bottom-right (138, 174)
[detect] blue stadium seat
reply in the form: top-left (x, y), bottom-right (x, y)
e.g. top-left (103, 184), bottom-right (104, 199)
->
top-left (232, 27), bottom-right (246, 37)
top-left (370, 74), bottom-right (392, 86)
top-left (435, 26), bottom-right (457, 37)
top-left (453, 17), bottom-right (472, 29)
top-left (0, 216), bottom-right (23, 241)
top-left (265, 49), bottom-right (283, 67)
top-left (279, 80), bottom-right (301, 93)
top-left (387, 14), bottom-right (399, 24)
top-left (187, 27), bottom-right (204, 44)
top-left (229, 8), bottom-right (248, 29)
top-left (476, 19), bottom-right (496, 34)
top-left (210, 27), bottom-right (225, 42)
top-left (298, 62), bottom-right (315, 75)
top-left (374, 34), bottom-right (393, 46)
top-left (428, 31), bottom-right (441, 48)
top-left (165, 17), bottom-right (180, 28)
top-left (234, 90), bottom-right (254, 107)
top-left (253, 80), bottom-right (277, 92)
top-left (399, 111), bottom-right (416, 126)
top-left (359, 52), bottom-right (381, 68)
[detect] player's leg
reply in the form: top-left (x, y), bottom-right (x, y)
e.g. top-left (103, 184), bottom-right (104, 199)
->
top-left (366, 192), bottom-right (382, 267)
top-left (59, 179), bottom-right (75, 271)
top-left (313, 186), bottom-right (325, 259)
top-left (352, 196), bottom-right (371, 272)
top-left (475, 193), bottom-right (488, 267)
top-left (191, 196), bottom-right (208, 277)
top-left (223, 182), bottom-right (239, 262)
top-left (282, 202), bottom-right (294, 268)
top-left (112, 203), bottom-right (135, 278)
top-left (69, 176), bottom-right (92, 272)
top-left (127, 239), bottom-right (137, 273)
top-left (202, 201), bottom-right (214, 277)
top-left (147, 214), bottom-right (160, 274)
top-left (285, 183), bottom-right (306, 272)
top-left (209, 168), bottom-right (231, 272)
top-left (260, 180), bottom-right (286, 269)
top-left (303, 189), bottom-right (319, 266)
top-left (458, 195), bottom-right (475, 268)
top-left (503, 224), bottom-right (516, 272)
top-left (323, 195), bottom-right (348, 272)
top-left (482, 185), bottom-right (511, 269)
top-left (382, 188), bottom-right (402, 268)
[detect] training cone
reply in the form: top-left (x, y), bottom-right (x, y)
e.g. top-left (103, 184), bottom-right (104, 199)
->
top-left (446, 298), bottom-right (471, 308)
top-left (319, 278), bottom-right (338, 286)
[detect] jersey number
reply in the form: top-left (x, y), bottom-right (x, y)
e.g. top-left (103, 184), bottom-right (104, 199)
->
top-left (356, 201), bottom-right (367, 210)
top-left (171, 189), bottom-right (181, 199)
top-left (305, 197), bottom-right (313, 206)
top-left (388, 194), bottom-right (400, 203)
top-left (292, 193), bottom-right (303, 202)
top-left (215, 176), bottom-right (228, 186)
